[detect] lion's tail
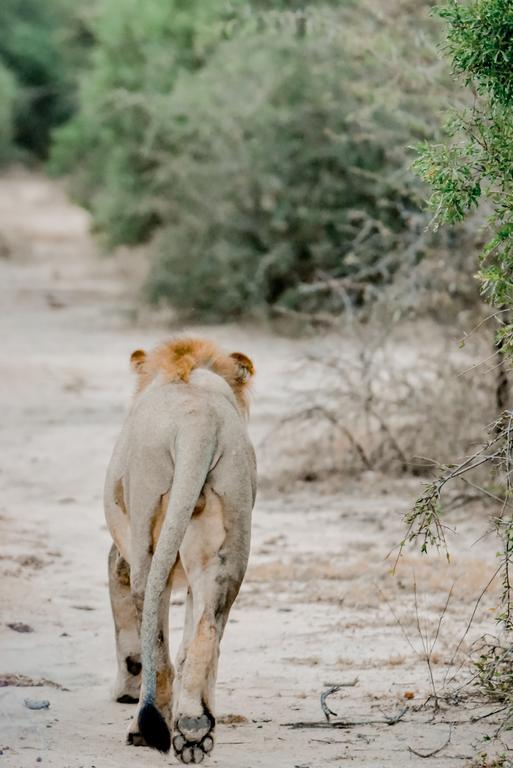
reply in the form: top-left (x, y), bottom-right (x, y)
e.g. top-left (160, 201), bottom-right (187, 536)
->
top-left (138, 424), bottom-right (215, 752)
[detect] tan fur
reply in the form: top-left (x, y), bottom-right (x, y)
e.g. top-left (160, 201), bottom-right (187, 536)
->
top-left (150, 492), bottom-right (169, 555)
top-left (109, 480), bottom-right (131, 564)
top-left (114, 479), bottom-right (127, 515)
top-left (156, 668), bottom-right (173, 709)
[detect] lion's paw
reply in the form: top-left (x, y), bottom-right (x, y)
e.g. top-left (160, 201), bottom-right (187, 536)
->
top-left (173, 714), bottom-right (215, 764)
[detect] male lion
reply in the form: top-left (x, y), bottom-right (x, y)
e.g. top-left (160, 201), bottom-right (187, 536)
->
top-left (104, 338), bottom-right (256, 763)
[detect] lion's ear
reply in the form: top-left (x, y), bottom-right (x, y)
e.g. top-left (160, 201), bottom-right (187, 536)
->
top-left (130, 349), bottom-right (147, 373)
top-left (230, 352), bottom-right (255, 382)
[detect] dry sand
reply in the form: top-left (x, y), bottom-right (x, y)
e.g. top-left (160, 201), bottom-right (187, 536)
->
top-left (0, 170), bottom-right (509, 767)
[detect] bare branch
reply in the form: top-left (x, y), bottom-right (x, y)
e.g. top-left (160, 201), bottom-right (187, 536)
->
top-left (407, 726), bottom-right (452, 758)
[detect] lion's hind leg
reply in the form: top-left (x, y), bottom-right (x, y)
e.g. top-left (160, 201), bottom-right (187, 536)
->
top-left (173, 495), bottom-right (248, 764)
top-left (108, 543), bottom-right (142, 704)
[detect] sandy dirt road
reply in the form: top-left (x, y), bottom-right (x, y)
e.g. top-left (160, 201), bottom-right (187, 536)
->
top-left (0, 170), bottom-right (508, 767)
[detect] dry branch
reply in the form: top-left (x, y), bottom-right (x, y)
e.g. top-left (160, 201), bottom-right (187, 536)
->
top-left (320, 686), bottom-right (341, 722)
top-left (283, 706), bottom-right (409, 730)
top-left (407, 726), bottom-right (452, 758)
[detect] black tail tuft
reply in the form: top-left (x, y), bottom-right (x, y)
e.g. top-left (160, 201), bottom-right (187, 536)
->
top-left (138, 702), bottom-right (171, 753)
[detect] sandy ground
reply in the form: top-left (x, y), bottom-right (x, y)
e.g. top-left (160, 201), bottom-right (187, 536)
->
top-left (0, 170), bottom-right (510, 767)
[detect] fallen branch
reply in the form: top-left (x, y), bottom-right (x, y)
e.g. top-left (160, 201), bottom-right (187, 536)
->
top-left (323, 678), bottom-right (359, 688)
top-left (321, 686), bottom-right (341, 722)
top-left (283, 706), bottom-right (409, 730)
top-left (382, 706), bottom-right (408, 725)
top-left (470, 705), bottom-right (509, 723)
top-left (407, 726), bottom-right (452, 758)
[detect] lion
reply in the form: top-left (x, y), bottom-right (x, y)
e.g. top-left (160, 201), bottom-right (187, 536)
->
top-left (104, 337), bottom-right (257, 764)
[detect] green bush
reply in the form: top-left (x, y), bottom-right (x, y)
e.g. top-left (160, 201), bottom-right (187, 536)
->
top-left (415, 0), bottom-right (513, 327)
top-left (0, 63), bottom-right (16, 163)
top-left (50, 0), bottom-right (242, 244)
top-left (150, 12), bottom-right (450, 318)
top-left (52, 1), bottom-right (452, 318)
top-left (408, 0), bottom-right (513, 744)
top-left (0, 0), bottom-right (90, 157)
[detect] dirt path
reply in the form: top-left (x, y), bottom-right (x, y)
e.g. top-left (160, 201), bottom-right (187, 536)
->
top-left (0, 169), bottom-right (507, 767)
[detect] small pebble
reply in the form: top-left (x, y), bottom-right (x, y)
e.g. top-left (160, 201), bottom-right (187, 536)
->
top-left (7, 622), bottom-right (33, 633)
top-left (24, 699), bottom-right (50, 710)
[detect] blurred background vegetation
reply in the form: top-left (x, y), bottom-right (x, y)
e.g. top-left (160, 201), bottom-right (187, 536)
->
top-left (0, 0), bottom-right (481, 320)
top-left (0, 0), bottom-right (92, 159)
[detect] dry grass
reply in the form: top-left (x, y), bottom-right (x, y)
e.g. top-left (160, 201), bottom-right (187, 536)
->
top-left (259, 316), bottom-right (496, 486)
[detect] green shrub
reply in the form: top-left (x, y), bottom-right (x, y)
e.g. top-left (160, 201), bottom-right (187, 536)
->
top-left (0, 63), bottom-right (16, 163)
top-left (414, 0), bottom-right (513, 332)
top-left (50, 0), bottom-right (243, 244)
top-left (52, 1), bottom-right (452, 318)
top-left (149, 11), bottom-right (450, 317)
top-left (407, 0), bottom-right (513, 745)
top-left (0, 0), bottom-right (90, 157)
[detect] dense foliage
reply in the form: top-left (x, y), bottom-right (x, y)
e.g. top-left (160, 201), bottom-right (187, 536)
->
top-left (52, 1), bottom-right (451, 319)
top-left (147, 19), bottom-right (438, 318)
top-left (50, 0), bottom-right (242, 245)
top-left (0, 63), bottom-right (16, 162)
top-left (0, 0), bottom-right (91, 159)
top-left (415, 0), bottom-right (513, 340)
top-left (410, 0), bottom-right (513, 738)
